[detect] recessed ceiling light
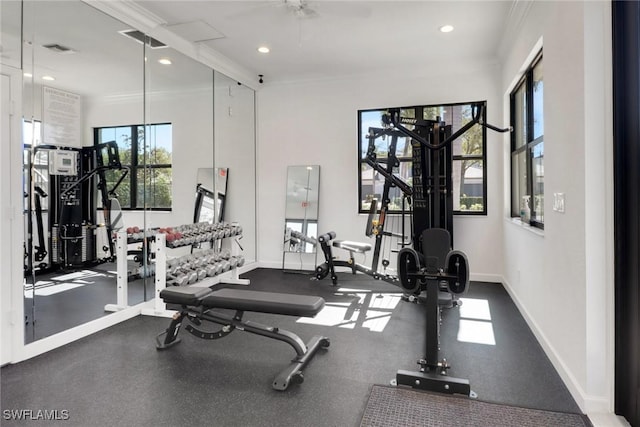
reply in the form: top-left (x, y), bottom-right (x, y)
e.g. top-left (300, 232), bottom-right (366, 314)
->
top-left (42, 75), bottom-right (55, 81)
top-left (23, 72), bottom-right (33, 78)
top-left (158, 58), bottom-right (172, 65)
top-left (439, 25), bottom-right (454, 33)
top-left (257, 46), bottom-right (270, 54)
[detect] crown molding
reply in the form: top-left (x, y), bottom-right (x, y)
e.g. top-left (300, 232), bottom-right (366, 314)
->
top-left (497, 0), bottom-right (535, 60)
top-left (83, 0), bottom-right (166, 31)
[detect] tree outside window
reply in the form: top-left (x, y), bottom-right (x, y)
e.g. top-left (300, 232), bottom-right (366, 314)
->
top-left (95, 123), bottom-right (172, 210)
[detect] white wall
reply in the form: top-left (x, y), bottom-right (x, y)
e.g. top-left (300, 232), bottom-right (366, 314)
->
top-left (256, 63), bottom-right (505, 282)
top-left (500, 0), bottom-right (613, 414)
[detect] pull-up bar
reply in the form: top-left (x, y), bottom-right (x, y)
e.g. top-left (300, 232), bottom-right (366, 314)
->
top-left (382, 102), bottom-right (512, 151)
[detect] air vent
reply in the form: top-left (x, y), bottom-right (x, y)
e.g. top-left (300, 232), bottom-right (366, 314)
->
top-left (42, 43), bottom-right (76, 54)
top-left (118, 29), bottom-right (167, 49)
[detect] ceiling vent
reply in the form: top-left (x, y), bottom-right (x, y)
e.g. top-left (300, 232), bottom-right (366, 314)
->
top-left (118, 29), bottom-right (167, 49)
top-left (42, 43), bottom-right (76, 54)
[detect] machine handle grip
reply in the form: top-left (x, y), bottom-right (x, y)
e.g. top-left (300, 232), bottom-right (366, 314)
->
top-left (318, 231), bottom-right (336, 243)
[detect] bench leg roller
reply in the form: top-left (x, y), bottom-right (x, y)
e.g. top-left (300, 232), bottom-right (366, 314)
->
top-left (272, 335), bottom-right (330, 390)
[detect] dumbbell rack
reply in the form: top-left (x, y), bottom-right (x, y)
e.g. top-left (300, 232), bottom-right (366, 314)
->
top-left (105, 222), bottom-right (248, 316)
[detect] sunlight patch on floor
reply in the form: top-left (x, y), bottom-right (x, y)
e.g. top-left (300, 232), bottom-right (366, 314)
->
top-left (297, 290), bottom-right (403, 332)
top-left (457, 297), bottom-right (496, 345)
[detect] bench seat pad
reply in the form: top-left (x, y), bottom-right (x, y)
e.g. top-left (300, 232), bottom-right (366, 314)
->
top-left (203, 288), bottom-right (324, 317)
top-left (160, 286), bottom-right (213, 306)
top-left (332, 240), bottom-right (372, 253)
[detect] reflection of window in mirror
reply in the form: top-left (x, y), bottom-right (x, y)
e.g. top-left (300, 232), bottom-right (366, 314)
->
top-left (95, 123), bottom-right (172, 210)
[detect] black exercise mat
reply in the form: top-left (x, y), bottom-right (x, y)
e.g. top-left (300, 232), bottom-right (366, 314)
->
top-left (360, 385), bottom-right (592, 427)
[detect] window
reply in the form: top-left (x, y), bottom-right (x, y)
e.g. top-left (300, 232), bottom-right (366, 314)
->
top-left (95, 123), bottom-right (172, 210)
top-left (510, 51), bottom-right (543, 227)
top-left (358, 102), bottom-right (487, 214)
top-left (23, 119), bottom-right (42, 146)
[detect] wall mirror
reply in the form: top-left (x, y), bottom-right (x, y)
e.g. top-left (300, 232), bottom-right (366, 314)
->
top-left (21, 0), bottom-right (145, 343)
top-left (214, 71), bottom-right (256, 264)
top-left (19, 0), bottom-right (217, 343)
top-left (283, 165), bottom-right (320, 272)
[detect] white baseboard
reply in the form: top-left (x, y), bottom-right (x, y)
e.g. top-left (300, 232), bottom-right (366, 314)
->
top-left (258, 261), bottom-right (284, 269)
top-left (588, 412), bottom-right (631, 427)
top-left (470, 273), bottom-right (502, 283)
top-left (257, 261), bottom-right (502, 284)
top-left (500, 276), bottom-right (613, 414)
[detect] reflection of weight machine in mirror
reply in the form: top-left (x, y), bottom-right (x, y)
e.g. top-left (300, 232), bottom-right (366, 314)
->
top-left (23, 141), bottom-right (129, 342)
top-left (282, 165), bottom-right (320, 272)
top-left (24, 141), bottom-right (127, 275)
top-left (194, 167), bottom-right (229, 225)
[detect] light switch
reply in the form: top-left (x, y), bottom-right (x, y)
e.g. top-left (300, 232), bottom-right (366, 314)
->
top-left (553, 192), bottom-right (565, 213)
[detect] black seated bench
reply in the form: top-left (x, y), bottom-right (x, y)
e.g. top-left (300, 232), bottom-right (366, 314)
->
top-left (156, 286), bottom-right (330, 391)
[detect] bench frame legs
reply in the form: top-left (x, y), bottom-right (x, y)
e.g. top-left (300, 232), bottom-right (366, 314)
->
top-left (156, 307), bottom-right (330, 390)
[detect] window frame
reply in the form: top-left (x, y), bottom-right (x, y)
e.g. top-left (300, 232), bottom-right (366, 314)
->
top-left (94, 123), bottom-right (172, 211)
top-left (510, 50), bottom-right (544, 228)
top-left (357, 101), bottom-right (488, 215)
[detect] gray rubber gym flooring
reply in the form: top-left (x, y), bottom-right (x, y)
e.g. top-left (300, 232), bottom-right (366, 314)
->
top-left (2, 268), bottom-right (582, 426)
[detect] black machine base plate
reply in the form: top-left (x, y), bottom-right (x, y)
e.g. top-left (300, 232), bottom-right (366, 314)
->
top-left (396, 369), bottom-right (471, 396)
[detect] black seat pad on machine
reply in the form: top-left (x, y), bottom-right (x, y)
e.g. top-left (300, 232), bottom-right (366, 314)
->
top-left (160, 286), bottom-right (325, 317)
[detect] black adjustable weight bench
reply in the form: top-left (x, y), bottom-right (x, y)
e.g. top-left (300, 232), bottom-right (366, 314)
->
top-left (156, 286), bottom-right (330, 390)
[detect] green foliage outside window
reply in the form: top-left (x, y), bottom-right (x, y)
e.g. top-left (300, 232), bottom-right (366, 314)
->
top-left (97, 123), bottom-right (172, 210)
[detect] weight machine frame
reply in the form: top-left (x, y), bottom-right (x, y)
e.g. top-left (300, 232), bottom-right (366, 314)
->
top-left (318, 102), bottom-right (510, 396)
top-left (384, 102), bottom-right (510, 396)
top-left (316, 126), bottom-right (412, 285)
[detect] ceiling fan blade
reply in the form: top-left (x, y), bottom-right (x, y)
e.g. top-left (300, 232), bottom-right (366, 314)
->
top-left (285, 0), bottom-right (319, 19)
top-left (310, 1), bottom-right (372, 19)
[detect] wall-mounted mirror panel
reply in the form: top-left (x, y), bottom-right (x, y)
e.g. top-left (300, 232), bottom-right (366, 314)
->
top-left (11, 0), bottom-right (256, 346)
top-left (21, 0), bottom-right (145, 343)
top-left (0, 1), bottom-right (22, 69)
top-left (142, 34), bottom-right (215, 300)
top-left (214, 71), bottom-right (256, 264)
top-left (283, 165), bottom-right (320, 272)
top-left (19, 0), bottom-right (223, 343)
